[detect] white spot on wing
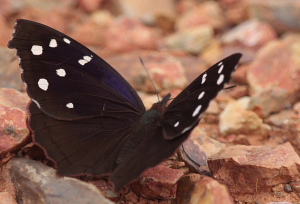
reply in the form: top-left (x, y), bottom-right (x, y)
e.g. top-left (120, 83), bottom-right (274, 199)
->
top-left (66, 103), bottom-right (74, 108)
top-left (218, 64), bottom-right (224, 74)
top-left (218, 62), bottom-right (223, 66)
top-left (56, 69), bottom-right (66, 77)
top-left (38, 78), bottom-right (49, 91)
top-left (174, 121), bottom-right (180, 127)
top-left (78, 59), bottom-right (86, 65)
top-left (84, 56), bottom-right (92, 62)
top-left (32, 99), bottom-right (41, 108)
top-left (201, 73), bottom-right (207, 84)
top-left (198, 91), bottom-right (205, 100)
top-left (192, 105), bottom-right (202, 117)
top-left (64, 38), bottom-right (71, 44)
top-left (31, 45), bottom-right (43, 55)
top-left (78, 55), bottom-right (93, 66)
top-left (49, 39), bottom-right (57, 48)
top-left (217, 74), bottom-right (224, 85)
top-left (182, 126), bottom-right (192, 134)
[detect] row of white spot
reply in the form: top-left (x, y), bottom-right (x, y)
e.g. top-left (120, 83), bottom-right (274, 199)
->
top-left (172, 60), bottom-right (226, 134)
top-left (32, 37), bottom-right (93, 110)
top-left (31, 38), bottom-right (93, 67)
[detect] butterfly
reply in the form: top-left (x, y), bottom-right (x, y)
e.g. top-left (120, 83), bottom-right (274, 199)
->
top-left (8, 19), bottom-right (242, 192)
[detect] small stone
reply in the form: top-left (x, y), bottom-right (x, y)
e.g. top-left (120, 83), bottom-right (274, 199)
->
top-left (176, 174), bottom-right (234, 204)
top-left (164, 26), bottom-right (213, 55)
top-left (219, 100), bottom-right (271, 137)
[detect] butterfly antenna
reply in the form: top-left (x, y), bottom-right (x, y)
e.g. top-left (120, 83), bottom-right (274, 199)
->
top-left (139, 57), bottom-right (160, 101)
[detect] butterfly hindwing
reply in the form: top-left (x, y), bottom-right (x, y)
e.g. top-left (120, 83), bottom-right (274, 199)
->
top-left (162, 54), bottom-right (242, 139)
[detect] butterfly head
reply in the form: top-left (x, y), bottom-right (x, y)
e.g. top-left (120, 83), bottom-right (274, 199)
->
top-left (150, 93), bottom-right (171, 112)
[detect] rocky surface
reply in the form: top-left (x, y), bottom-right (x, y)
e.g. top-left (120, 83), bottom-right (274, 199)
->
top-left (1, 0), bottom-right (300, 203)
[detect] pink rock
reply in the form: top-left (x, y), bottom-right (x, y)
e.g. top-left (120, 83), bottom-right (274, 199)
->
top-left (0, 48), bottom-right (24, 90)
top-left (140, 55), bottom-right (188, 92)
top-left (0, 88), bottom-right (30, 155)
top-left (219, 0), bottom-right (249, 24)
top-left (103, 17), bottom-right (160, 52)
top-left (0, 192), bottom-right (17, 204)
top-left (221, 19), bottom-right (277, 50)
top-left (247, 34), bottom-right (300, 116)
top-left (176, 1), bottom-right (227, 31)
top-left (176, 174), bottom-right (234, 204)
top-left (0, 16), bottom-right (11, 47)
top-left (71, 12), bottom-right (113, 46)
top-left (208, 142), bottom-right (300, 203)
top-left (78, 0), bottom-right (104, 13)
top-left (131, 165), bottom-right (185, 200)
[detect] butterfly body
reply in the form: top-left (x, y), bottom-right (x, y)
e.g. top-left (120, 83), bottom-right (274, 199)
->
top-left (8, 19), bottom-right (241, 192)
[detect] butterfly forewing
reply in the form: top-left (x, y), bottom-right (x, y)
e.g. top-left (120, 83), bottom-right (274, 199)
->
top-left (8, 19), bottom-right (145, 121)
top-left (8, 19), bottom-right (146, 177)
top-left (162, 54), bottom-right (242, 139)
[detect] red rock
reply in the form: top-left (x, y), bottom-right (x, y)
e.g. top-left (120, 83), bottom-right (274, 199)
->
top-left (176, 174), bottom-right (234, 204)
top-left (219, 99), bottom-right (271, 137)
top-left (164, 26), bottom-right (214, 55)
top-left (131, 165), bottom-right (185, 200)
top-left (117, 0), bottom-right (176, 25)
top-left (249, 0), bottom-right (300, 33)
top-left (221, 19), bottom-right (277, 50)
top-left (247, 34), bottom-right (300, 116)
top-left (0, 192), bottom-right (17, 204)
top-left (78, 0), bottom-right (104, 13)
top-left (103, 17), bottom-right (160, 53)
top-left (0, 88), bottom-right (30, 156)
top-left (208, 142), bottom-right (300, 203)
top-left (176, 1), bottom-right (227, 31)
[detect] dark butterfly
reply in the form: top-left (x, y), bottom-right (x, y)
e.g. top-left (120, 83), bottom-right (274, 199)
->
top-left (8, 19), bottom-right (241, 192)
